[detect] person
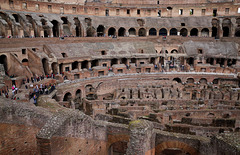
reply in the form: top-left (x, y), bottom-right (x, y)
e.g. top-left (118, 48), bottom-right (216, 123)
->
top-left (33, 94), bottom-right (37, 106)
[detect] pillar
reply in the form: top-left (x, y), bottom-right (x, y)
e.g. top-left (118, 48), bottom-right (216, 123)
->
top-left (167, 30), bottom-right (170, 36)
top-left (224, 59), bottom-right (228, 67)
top-left (78, 62), bottom-right (82, 71)
top-left (88, 61), bottom-right (91, 69)
top-left (126, 120), bottom-right (155, 155)
top-left (213, 58), bottom-right (217, 65)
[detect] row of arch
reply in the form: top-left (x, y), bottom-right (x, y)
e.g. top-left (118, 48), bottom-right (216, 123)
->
top-left (1, 11), bottom-right (240, 38)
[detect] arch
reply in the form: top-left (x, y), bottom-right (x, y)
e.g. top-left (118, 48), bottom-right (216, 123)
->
top-left (91, 59), bottom-right (98, 67)
top-left (81, 60), bottom-right (88, 69)
top-left (155, 141), bottom-right (198, 155)
top-left (131, 58), bottom-right (136, 64)
top-left (159, 28), bottom-right (167, 36)
top-left (190, 28), bottom-right (198, 36)
top-left (223, 27), bottom-right (229, 37)
top-left (118, 27), bottom-right (126, 37)
top-left (108, 27), bottom-right (116, 36)
top-left (173, 78), bottom-right (182, 83)
top-left (61, 17), bottom-right (68, 24)
top-left (171, 49), bottom-right (178, 54)
top-left (86, 26), bottom-right (95, 37)
top-left (42, 58), bottom-right (49, 75)
top-left (180, 28), bottom-right (188, 37)
top-left (235, 28), bottom-right (240, 37)
top-left (111, 58), bottom-right (118, 66)
top-left (199, 78), bottom-right (207, 84)
top-left (170, 28), bottom-right (177, 35)
top-left (128, 28), bottom-right (136, 36)
top-left (186, 57), bottom-right (194, 66)
top-left (108, 141), bottom-right (128, 155)
top-left (121, 58), bottom-right (127, 65)
top-left (12, 14), bottom-right (19, 23)
top-left (187, 78), bottom-right (194, 83)
top-left (97, 25), bottom-right (105, 37)
top-left (22, 59), bottom-right (28, 66)
top-left (149, 28), bottom-right (157, 36)
top-left (51, 20), bottom-right (59, 37)
top-left (212, 27), bottom-right (218, 38)
top-left (74, 18), bottom-right (82, 37)
top-left (75, 89), bottom-right (81, 99)
top-left (201, 28), bottom-right (209, 37)
top-left (72, 61), bottom-right (78, 70)
top-left (63, 92), bottom-right (72, 101)
top-left (138, 28), bottom-right (146, 36)
top-left (0, 54), bottom-right (8, 72)
top-left (51, 62), bottom-right (58, 74)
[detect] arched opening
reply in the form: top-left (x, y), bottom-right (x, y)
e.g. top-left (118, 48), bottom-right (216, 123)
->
top-left (74, 18), bottom-right (82, 37)
top-left (190, 28), bottom-right (198, 36)
top-left (97, 25), bottom-right (105, 37)
top-left (63, 92), bottom-right (72, 101)
top-left (149, 28), bottom-right (157, 36)
top-left (201, 28), bottom-right (209, 37)
top-left (223, 27), bottom-right (229, 37)
top-left (212, 27), bottom-right (218, 38)
top-left (86, 26), bottom-right (95, 37)
top-left (128, 28), bottom-right (136, 36)
top-left (159, 28), bottom-right (167, 36)
top-left (155, 141), bottom-right (198, 155)
top-left (51, 20), bottom-right (59, 37)
top-left (12, 14), bottom-right (19, 23)
top-left (121, 58), bottom-right (127, 65)
top-left (72, 61), bottom-right (78, 70)
top-left (111, 58), bottom-right (118, 66)
top-left (42, 58), bottom-right (49, 75)
top-left (61, 17), bottom-right (71, 36)
top-left (0, 55), bottom-right (8, 72)
top-left (91, 60), bottom-right (98, 67)
top-left (138, 28), bottom-right (146, 36)
top-left (199, 78), bottom-right (207, 84)
top-left (118, 27), bottom-right (126, 37)
top-left (170, 28), bottom-right (177, 35)
top-left (173, 78), bottom-right (181, 83)
top-left (206, 58), bottom-right (214, 65)
top-left (81, 60), bottom-right (88, 69)
top-left (76, 89), bottom-right (81, 99)
top-left (61, 17), bottom-right (68, 24)
top-left (213, 79), bottom-right (218, 84)
top-left (51, 62), bottom-right (58, 74)
top-left (108, 27), bottom-right (116, 36)
top-left (235, 28), bottom-right (240, 37)
top-left (171, 49), bottom-right (178, 54)
top-left (186, 57), bottom-right (194, 66)
top-left (108, 141), bottom-right (128, 155)
top-left (180, 28), bottom-right (188, 37)
top-left (22, 59), bottom-right (28, 66)
top-left (187, 78), bottom-right (194, 84)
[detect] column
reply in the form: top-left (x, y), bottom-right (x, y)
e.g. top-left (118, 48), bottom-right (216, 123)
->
top-left (213, 58), bottom-right (217, 65)
top-left (78, 62), bottom-right (82, 71)
top-left (224, 59), bottom-right (228, 67)
top-left (88, 61), bottom-right (91, 69)
top-left (126, 120), bottom-right (155, 155)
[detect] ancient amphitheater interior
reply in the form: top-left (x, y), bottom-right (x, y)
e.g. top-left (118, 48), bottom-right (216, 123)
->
top-left (0, 0), bottom-right (240, 154)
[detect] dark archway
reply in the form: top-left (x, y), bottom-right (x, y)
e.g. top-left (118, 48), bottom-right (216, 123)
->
top-left (190, 28), bottom-right (198, 36)
top-left (81, 60), bottom-right (88, 69)
top-left (111, 58), bottom-right (118, 66)
top-left (170, 28), bottom-right (177, 35)
top-left (159, 28), bottom-right (167, 36)
top-left (42, 58), bottom-right (49, 75)
top-left (201, 28), bottom-right (209, 37)
top-left (108, 27), bottom-right (116, 36)
top-left (187, 78), bottom-right (194, 84)
top-left (149, 28), bottom-right (157, 36)
top-left (12, 14), bottom-right (19, 23)
top-left (235, 29), bottom-right (240, 37)
top-left (72, 61), bottom-right (78, 70)
top-left (223, 27), bottom-right (230, 37)
top-left (0, 55), bottom-right (8, 72)
top-left (138, 28), bottom-right (146, 36)
top-left (74, 18), bottom-right (82, 37)
top-left (75, 89), bottom-right (81, 100)
top-left (180, 28), bottom-right (188, 37)
top-left (108, 141), bottom-right (128, 155)
top-left (51, 20), bottom-right (59, 37)
top-left (63, 92), bottom-right (72, 101)
top-left (186, 57), bottom-right (194, 66)
top-left (173, 78), bottom-right (182, 83)
top-left (97, 25), bottom-right (105, 37)
top-left (118, 27), bottom-right (126, 36)
top-left (91, 60), bottom-right (99, 67)
top-left (51, 62), bottom-right (58, 74)
top-left (212, 27), bottom-right (218, 38)
top-left (128, 28), bottom-right (136, 36)
top-left (199, 78), bottom-right (207, 84)
top-left (61, 17), bottom-right (68, 24)
top-left (22, 59), bottom-right (28, 66)
top-left (121, 58), bottom-right (127, 65)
